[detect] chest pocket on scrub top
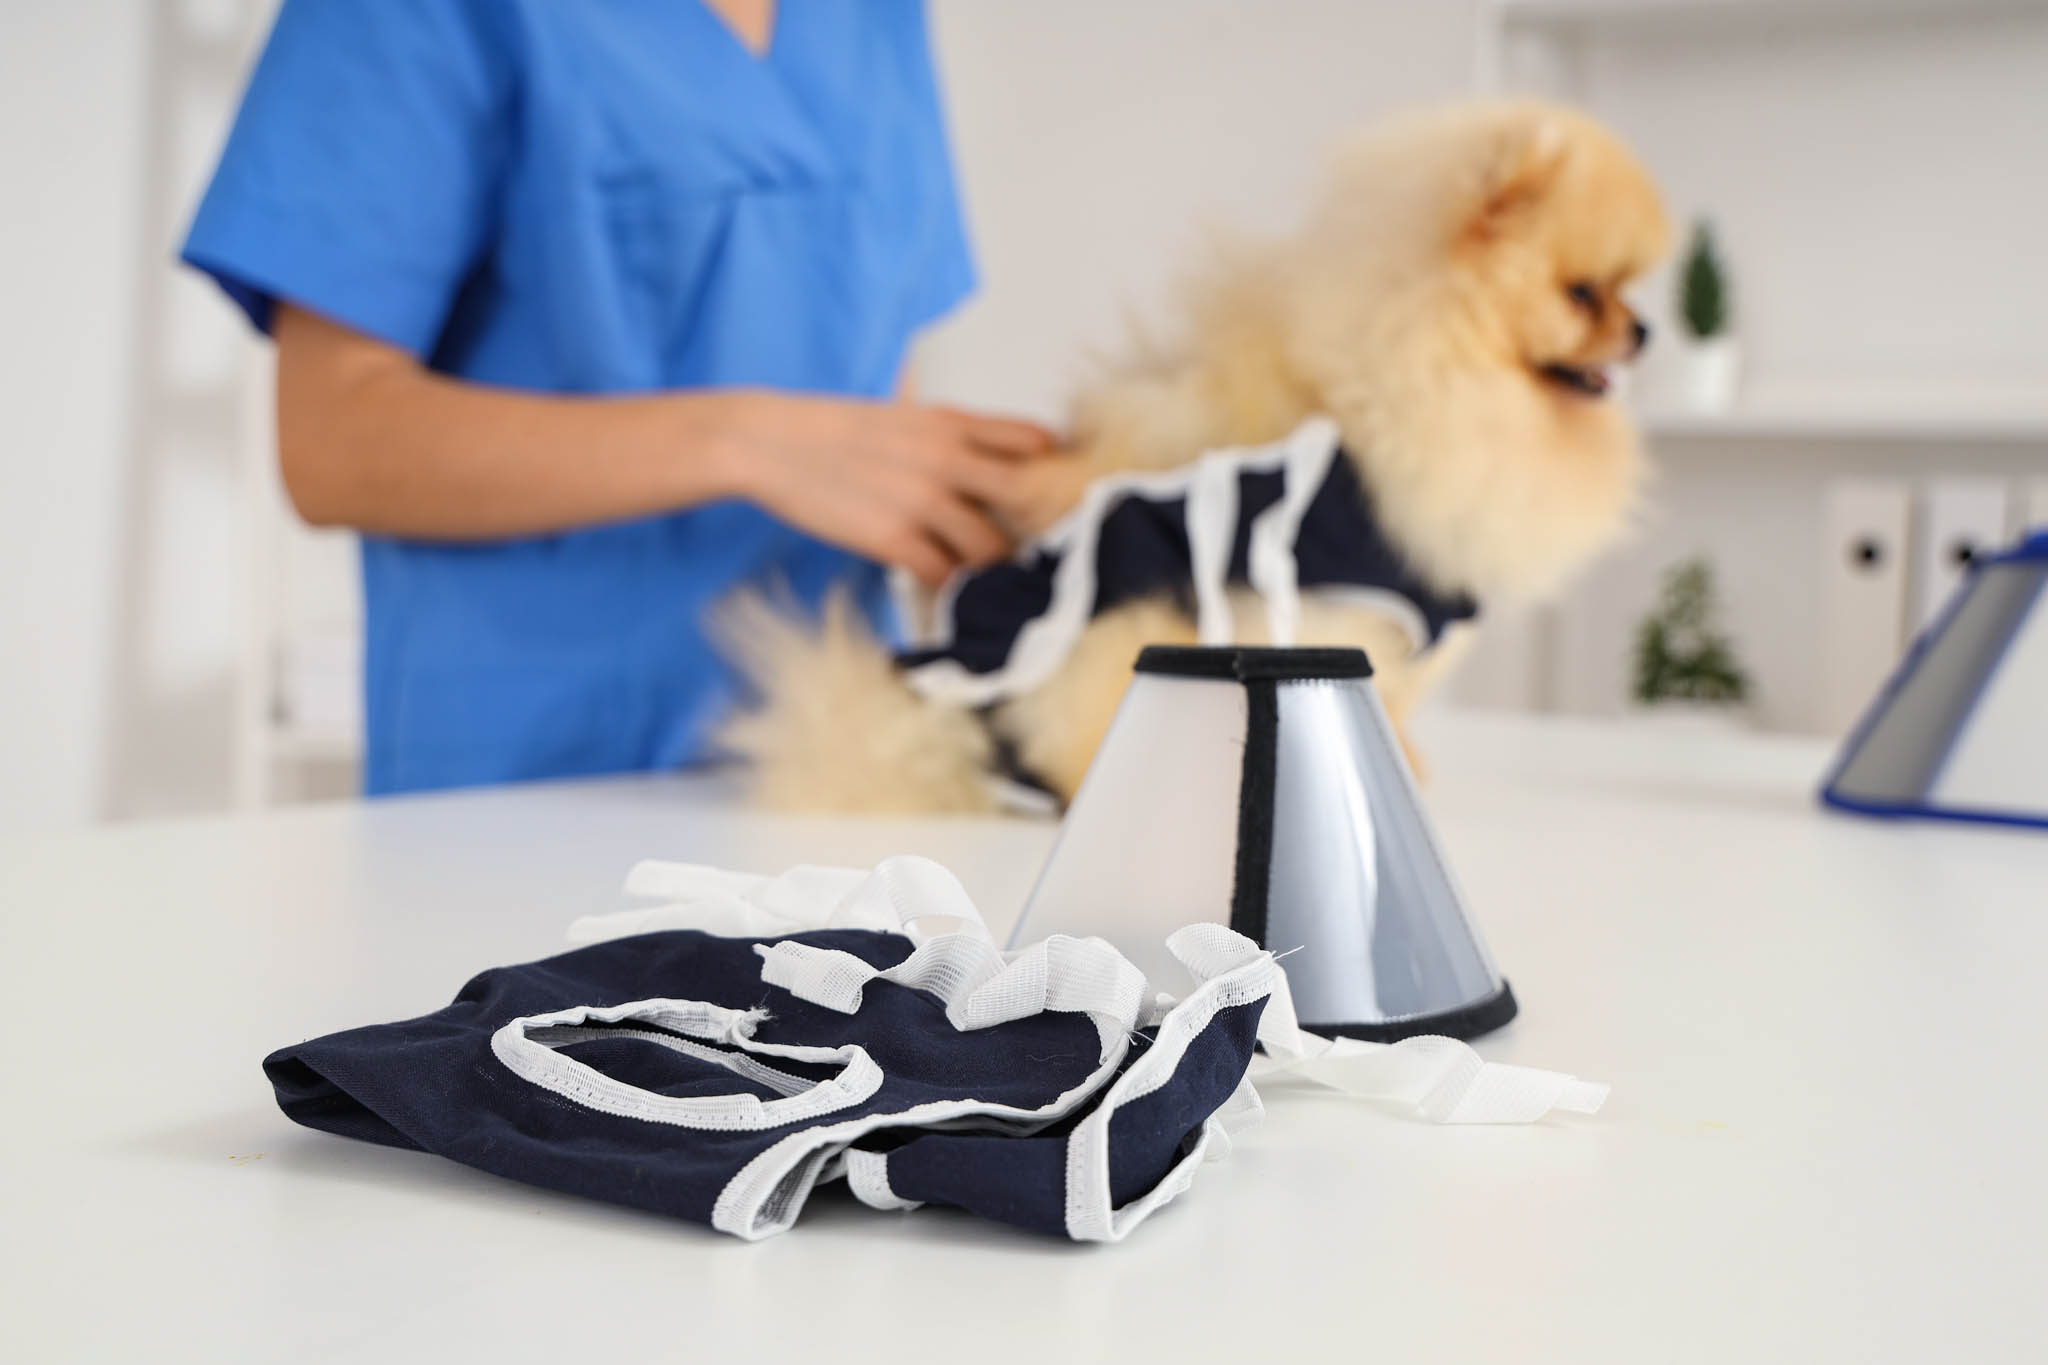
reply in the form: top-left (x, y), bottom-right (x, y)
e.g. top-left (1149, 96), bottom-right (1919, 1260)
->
top-left (595, 159), bottom-right (869, 377)
top-left (595, 166), bottom-right (718, 348)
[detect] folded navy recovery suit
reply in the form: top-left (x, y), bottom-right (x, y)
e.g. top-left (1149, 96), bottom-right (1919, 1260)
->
top-left (264, 910), bottom-right (1276, 1242)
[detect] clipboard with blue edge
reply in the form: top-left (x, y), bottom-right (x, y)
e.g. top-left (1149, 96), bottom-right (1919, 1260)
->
top-left (1821, 530), bottom-right (2048, 832)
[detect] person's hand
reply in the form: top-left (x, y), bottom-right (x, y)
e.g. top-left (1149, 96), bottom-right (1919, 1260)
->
top-left (1000, 453), bottom-right (1099, 540)
top-left (721, 391), bottom-right (1063, 586)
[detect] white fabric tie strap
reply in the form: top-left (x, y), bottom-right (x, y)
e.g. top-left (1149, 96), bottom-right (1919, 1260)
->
top-left (1183, 450), bottom-right (1242, 645)
top-left (564, 857), bottom-right (1611, 1125)
top-left (567, 856), bottom-right (990, 947)
top-left (756, 931), bottom-right (1147, 1062)
top-left (1250, 958), bottom-right (1609, 1123)
top-left (1244, 416), bottom-right (1342, 647)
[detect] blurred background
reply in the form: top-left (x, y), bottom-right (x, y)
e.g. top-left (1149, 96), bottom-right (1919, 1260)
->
top-left (3, 0), bottom-right (2045, 835)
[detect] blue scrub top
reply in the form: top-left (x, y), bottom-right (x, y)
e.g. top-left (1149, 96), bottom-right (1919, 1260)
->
top-left (183, 0), bottom-right (976, 795)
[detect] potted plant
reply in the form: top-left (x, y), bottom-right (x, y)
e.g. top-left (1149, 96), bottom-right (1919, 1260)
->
top-left (1631, 557), bottom-right (1750, 724)
top-left (1676, 219), bottom-right (1739, 412)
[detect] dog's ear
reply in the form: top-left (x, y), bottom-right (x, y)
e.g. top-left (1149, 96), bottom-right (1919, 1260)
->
top-left (1462, 118), bottom-right (1570, 246)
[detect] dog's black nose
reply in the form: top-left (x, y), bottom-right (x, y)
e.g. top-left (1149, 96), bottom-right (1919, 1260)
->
top-left (1630, 318), bottom-right (1650, 354)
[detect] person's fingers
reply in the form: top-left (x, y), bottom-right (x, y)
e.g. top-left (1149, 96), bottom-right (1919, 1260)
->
top-left (937, 444), bottom-right (1034, 507)
top-left (882, 527), bottom-right (958, 588)
top-left (940, 408), bottom-right (1059, 460)
top-left (944, 448), bottom-right (1093, 534)
top-left (913, 482), bottom-right (1013, 569)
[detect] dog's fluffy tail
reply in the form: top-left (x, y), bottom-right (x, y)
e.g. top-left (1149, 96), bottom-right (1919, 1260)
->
top-left (713, 588), bottom-right (997, 814)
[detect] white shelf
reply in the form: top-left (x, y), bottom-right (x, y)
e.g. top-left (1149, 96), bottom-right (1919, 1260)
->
top-left (268, 726), bottom-right (361, 765)
top-left (1495, 0), bottom-right (2048, 32)
top-left (1638, 399), bottom-right (2048, 442)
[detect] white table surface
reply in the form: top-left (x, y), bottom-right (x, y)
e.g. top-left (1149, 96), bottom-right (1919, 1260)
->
top-left (5, 711), bottom-right (2046, 1362)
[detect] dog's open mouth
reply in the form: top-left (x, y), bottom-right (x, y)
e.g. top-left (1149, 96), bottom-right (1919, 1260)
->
top-left (1538, 362), bottom-right (1612, 397)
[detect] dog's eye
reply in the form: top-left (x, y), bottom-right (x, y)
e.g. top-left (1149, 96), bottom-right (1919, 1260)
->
top-left (1566, 281), bottom-right (1600, 311)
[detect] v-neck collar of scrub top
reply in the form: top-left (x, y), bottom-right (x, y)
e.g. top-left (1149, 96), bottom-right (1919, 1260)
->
top-left (669, 0), bottom-right (902, 199)
top-left (689, 0), bottom-right (781, 64)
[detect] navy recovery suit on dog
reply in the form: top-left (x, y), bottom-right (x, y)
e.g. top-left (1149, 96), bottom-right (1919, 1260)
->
top-left (265, 915), bottom-right (1276, 1241)
top-left (897, 417), bottom-right (1478, 712)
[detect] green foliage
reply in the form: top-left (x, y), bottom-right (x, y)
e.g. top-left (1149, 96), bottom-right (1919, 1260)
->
top-left (1632, 558), bottom-right (1749, 706)
top-left (1680, 219), bottom-right (1729, 339)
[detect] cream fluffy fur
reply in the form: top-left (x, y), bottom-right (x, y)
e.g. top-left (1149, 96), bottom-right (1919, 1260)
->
top-left (720, 99), bottom-right (1670, 814)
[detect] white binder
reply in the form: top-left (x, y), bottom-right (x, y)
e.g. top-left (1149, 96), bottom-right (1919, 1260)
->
top-left (2013, 478), bottom-right (2048, 538)
top-left (1912, 480), bottom-right (2011, 633)
top-left (1821, 480), bottom-right (1911, 739)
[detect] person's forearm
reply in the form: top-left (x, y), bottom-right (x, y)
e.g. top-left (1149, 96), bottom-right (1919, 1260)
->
top-left (277, 313), bottom-right (746, 540)
top-left (272, 302), bottom-right (1063, 578)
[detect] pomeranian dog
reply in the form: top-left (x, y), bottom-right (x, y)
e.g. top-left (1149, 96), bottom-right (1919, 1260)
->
top-left (721, 99), bottom-right (1671, 813)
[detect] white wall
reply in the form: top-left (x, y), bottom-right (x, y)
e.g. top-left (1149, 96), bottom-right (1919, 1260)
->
top-left (922, 0), bottom-right (1483, 421)
top-left (0, 1), bottom-right (150, 834)
top-left (1515, 3), bottom-right (2048, 733)
top-left (1554, 438), bottom-right (2048, 734)
top-left (1586, 4), bottom-right (2048, 411)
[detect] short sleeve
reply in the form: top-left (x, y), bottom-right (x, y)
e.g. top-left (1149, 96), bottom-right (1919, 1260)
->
top-left (899, 1), bottom-right (978, 331)
top-left (180, 0), bottom-right (512, 358)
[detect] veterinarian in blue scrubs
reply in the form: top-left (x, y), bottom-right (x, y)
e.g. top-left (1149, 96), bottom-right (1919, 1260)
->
top-left (183, 0), bottom-right (1052, 795)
